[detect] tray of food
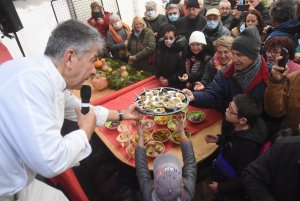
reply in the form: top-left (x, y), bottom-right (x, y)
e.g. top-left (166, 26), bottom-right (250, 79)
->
top-left (134, 87), bottom-right (189, 116)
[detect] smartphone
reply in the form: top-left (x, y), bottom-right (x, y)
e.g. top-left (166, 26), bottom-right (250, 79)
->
top-left (278, 47), bottom-right (289, 73)
top-left (92, 12), bottom-right (103, 20)
top-left (236, 4), bottom-right (250, 11)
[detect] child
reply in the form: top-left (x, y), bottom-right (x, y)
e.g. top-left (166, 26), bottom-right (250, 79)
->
top-left (135, 113), bottom-right (197, 201)
top-left (205, 94), bottom-right (269, 201)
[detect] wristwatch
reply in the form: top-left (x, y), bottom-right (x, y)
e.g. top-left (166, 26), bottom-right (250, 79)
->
top-left (117, 110), bottom-right (124, 121)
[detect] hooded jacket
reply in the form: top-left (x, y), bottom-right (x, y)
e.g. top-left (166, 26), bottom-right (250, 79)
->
top-left (215, 118), bottom-right (268, 196)
top-left (266, 17), bottom-right (300, 47)
top-left (155, 35), bottom-right (187, 87)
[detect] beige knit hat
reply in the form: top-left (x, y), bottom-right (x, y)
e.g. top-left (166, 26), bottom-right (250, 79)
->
top-left (90, 1), bottom-right (103, 10)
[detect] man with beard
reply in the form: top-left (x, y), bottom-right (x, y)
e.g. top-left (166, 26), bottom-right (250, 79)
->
top-left (175, 0), bottom-right (207, 41)
top-left (202, 8), bottom-right (231, 44)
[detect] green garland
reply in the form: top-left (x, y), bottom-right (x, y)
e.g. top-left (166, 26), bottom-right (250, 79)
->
top-left (96, 58), bottom-right (152, 90)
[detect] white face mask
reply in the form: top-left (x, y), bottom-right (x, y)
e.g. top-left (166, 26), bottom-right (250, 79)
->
top-left (113, 21), bottom-right (120, 28)
top-left (164, 39), bottom-right (174, 48)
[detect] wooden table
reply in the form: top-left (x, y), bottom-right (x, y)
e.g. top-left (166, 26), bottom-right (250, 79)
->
top-left (70, 79), bottom-right (221, 170)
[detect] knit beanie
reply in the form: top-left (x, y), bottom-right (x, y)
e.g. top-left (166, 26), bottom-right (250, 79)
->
top-left (189, 31), bottom-right (207, 45)
top-left (231, 26), bottom-right (261, 60)
top-left (90, 1), bottom-right (103, 10)
top-left (186, 0), bottom-right (200, 9)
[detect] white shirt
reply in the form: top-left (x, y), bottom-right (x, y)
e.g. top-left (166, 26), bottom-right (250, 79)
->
top-left (0, 56), bottom-right (109, 198)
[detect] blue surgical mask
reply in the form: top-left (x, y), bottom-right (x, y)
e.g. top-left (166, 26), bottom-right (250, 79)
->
top-left (239, 22), bottom-right (245, 33)
top-left (207, 21), bottom-right (219, 29)
top-left (113, 21), bottom-right (120, 28)
top-left (147, 11), bottom-right (155, 17)
top-left (168, 14), bottom-right (179, 22)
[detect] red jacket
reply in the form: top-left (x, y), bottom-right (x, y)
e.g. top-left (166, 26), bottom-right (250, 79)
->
top-left (87, 11), bottom-right (111, 40)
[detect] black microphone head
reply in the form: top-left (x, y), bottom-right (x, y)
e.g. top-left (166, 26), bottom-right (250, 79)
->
top-left (80, 85), bottom-right (91, 101)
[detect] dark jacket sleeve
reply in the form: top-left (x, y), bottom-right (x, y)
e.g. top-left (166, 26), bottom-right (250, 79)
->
top-left (135, 147), bottom-right (154, 201)
top-left (181, 140), bottom-right (197, 201)
top-left (200, 58), bottom-right (216, 87)
top-left (241, 143), bottom-right (280, 201)
top-left (167, 45), bottom-right (188, 85)
top-left (218, 140), bottom-right (259, 194)
top-left (193, 69), bottom-right (226, 108)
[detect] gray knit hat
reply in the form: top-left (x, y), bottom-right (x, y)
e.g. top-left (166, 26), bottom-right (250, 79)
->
top-left (231, 26), bottom-right (261, 60)
top-left (186, 0), bottom-right (200, 9)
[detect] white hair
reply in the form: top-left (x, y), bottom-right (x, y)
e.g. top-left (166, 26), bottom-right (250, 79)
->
top-left (145, 1), bottom-right (157, 9)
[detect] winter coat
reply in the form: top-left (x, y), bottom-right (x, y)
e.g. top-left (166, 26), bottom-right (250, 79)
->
top-left (135, 140), bottom-right (197, 201)
top-left (221, 12), bottom-right (236, 31)
top-left (192, 56), bottom-right (269, 110)
top-left (215, 118), bottom-right (268, 198)
top-left (265, 17), bottom-right (300, 47)
top-left (202, 21), bottom-right (231, 44)
top-left (155, 35), bottom-right (187, 87)
top-left (200, 56), bottom-right (218, 87)
top-left (254, 2), bottom-right (272, 26)
top-left (175, 13), bottom-right (207, 42)
top-left (242, 136), bottom-right (300, 201)
top-left (184, 46), bottom-right (214, 85)
top-left (107, 27), bottom-right (128, 61)
top-left (126, 28), bottom-right (156, 74)
top-left (144, 14), bottom-right (168, 42)
top-left (264, 70), bottom-right (300, 130)
top-left (87, 11), bottom-right (111, 40)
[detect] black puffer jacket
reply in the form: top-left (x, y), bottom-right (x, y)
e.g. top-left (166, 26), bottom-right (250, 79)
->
top-left (155, 35), bottom-right (187, 87)
top-left (255, 2), bottom-right (272, 26)
top-left (200, 56), bottom-right (218, 87)
top-left (215, 118), bottom-right (269, 198)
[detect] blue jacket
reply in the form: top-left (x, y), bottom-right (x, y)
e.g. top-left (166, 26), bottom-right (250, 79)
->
top-left (266, 18), bottom-right (300, 47)
top-left (193, 56), bottom-right (269, 109)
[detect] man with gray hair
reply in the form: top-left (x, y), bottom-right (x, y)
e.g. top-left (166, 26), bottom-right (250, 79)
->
top-left (0, 19), bottom-right (140, 201)
top-left (219, 0), bottom-right (237, 30)
top-left (159, 4), bottom-right (181, 37)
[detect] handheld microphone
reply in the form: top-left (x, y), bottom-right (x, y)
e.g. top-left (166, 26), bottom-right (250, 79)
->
top-left (80, 85), bottom-right (91, 114)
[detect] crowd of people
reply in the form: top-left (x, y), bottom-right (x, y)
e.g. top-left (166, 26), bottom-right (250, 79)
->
top-left (88, 0), bottom-right (300, 200)
top-left (1, 0), bottom-right (300, 201)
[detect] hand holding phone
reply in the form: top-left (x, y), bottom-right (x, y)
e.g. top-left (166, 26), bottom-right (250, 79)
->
top-left (278, 47), bottom-right (289, 73)
top-left (236, 4), bottom-right (250, 11)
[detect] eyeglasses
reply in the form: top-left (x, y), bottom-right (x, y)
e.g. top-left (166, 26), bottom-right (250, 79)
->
top-left (168, 12), bottom-right (177, 16)
top-left (266, 49), bottom-right (281, 56)
top-left (227, 102), bottom-right (238, 115)
top-left (207, 17), bottom-right (219, 21)
top-left (220, 7), bottom-right (230, 11)
top-left (190, 43), bottom-right (202, 48)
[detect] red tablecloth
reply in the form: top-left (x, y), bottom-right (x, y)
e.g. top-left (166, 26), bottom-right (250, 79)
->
top-left (93, 76), bottom-right (223, 166)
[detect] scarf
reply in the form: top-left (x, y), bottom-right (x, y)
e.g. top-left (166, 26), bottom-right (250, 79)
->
top-left (234, 56), bottom-right (262, 92)
top-left (143, 11), bottom-right (159, 21)
top-left (108, 21), bottom-right (131, 57)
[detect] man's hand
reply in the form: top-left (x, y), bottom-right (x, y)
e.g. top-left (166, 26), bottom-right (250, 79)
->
top-left (209, 182), bottom-right (218, 193)
top-left (263, 25), bottom-right (272, 34)
top-left (122, 104), bottom-right (143, 120)
top-left (270, 56), bottom-right (289, 81)
top-left (75, 107), bottom-right (96, 141)
top-left (178, 74), bottom-right (188, 82)
top-left (181, 88), bottom-right (195, 102)
top-left (194, 82), bottom-right (205, 91)
top-left (205, 134), bottom-right (218, 143)
top-left (232, 8), bottom-right (241, 20)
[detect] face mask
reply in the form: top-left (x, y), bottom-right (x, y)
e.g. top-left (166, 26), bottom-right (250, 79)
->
top-left (168, 14), bottom-right (179, 22)
top-left (113, 21), bottom-right (120, 28)
top-left (207, 21), bottom-right (219, 29)
top-left (147, 11), bottom-right (155, 17)
top-left (164, 39), bottom-right (174, 48)
top-left (239, 22), bottom-right (245, 33)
